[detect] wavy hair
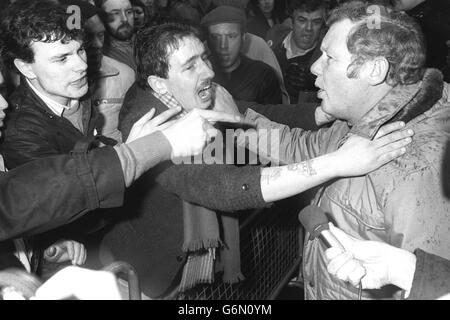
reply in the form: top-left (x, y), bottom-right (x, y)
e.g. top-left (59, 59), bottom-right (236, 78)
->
top-left (328, 1), bottom-right (425, 86)
top-left (0, 0), bottom-right (84, 70)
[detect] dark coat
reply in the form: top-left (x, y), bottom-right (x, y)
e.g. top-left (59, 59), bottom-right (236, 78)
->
top-left (212, 55), bottom-right (282, 105)
top-left (409, 249), bottom-right (450, 300)
top-left (0, 81), bottom-right (122, 272)
top-left (0, 145), bottom-right (125, 270)
top-left (1, 81), bottom-right (97, 169)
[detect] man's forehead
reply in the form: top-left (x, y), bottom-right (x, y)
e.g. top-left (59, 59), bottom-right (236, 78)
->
top-left (293, 8), bottom-right (325, 20)
top-left (321, 19), bottom-right (355, 53)
top-left (208, 22), bottom-right (241, 34)
top-left (103, 0), bottom-right (132, 11)
top-left (168, 36), bottom-right (205, 67)
top-left (31, 39), bottom-right (83, 59)
top-left (85, 15), bottom-right (106, 33)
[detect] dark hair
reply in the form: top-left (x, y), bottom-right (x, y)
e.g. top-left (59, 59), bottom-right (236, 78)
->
top-left (328, 0), bottom-right (425, 86)
top-left (130, 0), bottom-right (146, 10)
top-left (135, 22), bottom-right (201, 89)
top-left (0, 0), bottom-right (84, 70)
top-left (288, 0), bottom-right (327, 15)
top-left (93, 0), bottom-right (110, 7)
top-left (248, 0), bottom-right (288, 24)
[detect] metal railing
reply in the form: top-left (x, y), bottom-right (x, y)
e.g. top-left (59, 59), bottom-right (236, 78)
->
top-left (181, 197), bottom-right (304, 300)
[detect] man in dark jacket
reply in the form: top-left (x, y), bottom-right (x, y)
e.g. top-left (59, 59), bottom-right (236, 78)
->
top-left (271, 0), bottom-right (326, 103)
top-left (201, 5), bottom-right (282, 104)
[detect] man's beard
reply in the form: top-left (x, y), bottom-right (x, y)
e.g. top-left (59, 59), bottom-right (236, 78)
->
top-left (112, 22), bottom-right (134, 41)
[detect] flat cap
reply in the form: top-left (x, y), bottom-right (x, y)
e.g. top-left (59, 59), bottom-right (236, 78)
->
top-left (200, 5), bottom-right (246, 27)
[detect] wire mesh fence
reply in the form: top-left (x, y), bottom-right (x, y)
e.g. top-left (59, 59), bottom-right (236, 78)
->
top-left (180, 197), bottom-right (304, 300)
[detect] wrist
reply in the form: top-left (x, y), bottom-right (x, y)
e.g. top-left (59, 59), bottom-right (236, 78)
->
top-left (388, 247), bottom-right (416, 295)
top-left (160, 128), bottom-right (178, 158)
top-left (328, 150), bottom-right (346, 178)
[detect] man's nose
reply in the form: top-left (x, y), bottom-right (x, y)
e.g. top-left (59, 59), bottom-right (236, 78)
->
top-left (74, 51), bottom-right (88, 73)
top-left (120, 10), bottom-right (128, 22)
top-left (305, 20), bottom-right (313, 31)
top-left (201, 59), bottom-right (215, 79)
top-left (219, 36), bottom-right (228, 50)
top-left (92, 36), bottom-right (103, 50)
top-left (310, 55), bottom-right (323, 76)
top-left (0, 94), bottom-right (8, 111)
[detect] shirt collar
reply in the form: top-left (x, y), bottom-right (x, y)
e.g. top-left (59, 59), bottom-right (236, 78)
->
top-left (283, 31), bottom-right (317, 60)
top-left (26, 79), bottom-right (79, 116)
top-left (152, 90), bottom-right (188, 116)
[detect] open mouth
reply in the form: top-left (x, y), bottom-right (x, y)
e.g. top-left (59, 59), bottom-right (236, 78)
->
top-left (72, 76), bottom-right (87, 87)
top-left (198, 83), bottom-right (213, 101)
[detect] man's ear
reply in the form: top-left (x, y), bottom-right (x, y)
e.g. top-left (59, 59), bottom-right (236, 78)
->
top-left (147, 75), bottom-right (168, 94)
top-left (365, 57), bottom-right (389, 86)
top-left (13, 59), bottom-right (36, 80)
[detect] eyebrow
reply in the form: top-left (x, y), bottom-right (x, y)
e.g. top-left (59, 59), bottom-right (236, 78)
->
top-left (50, 51), bottom-right (73, 61)
top-left (181, 51), bottom-right (207, 69)
top-left (49, 43), bottom-right (82, 61)
top-left (181, 55), bottom-right (198, 67)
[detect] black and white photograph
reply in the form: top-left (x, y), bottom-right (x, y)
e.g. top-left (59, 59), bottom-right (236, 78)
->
top-left (0, 0), bottom-right (449, 306)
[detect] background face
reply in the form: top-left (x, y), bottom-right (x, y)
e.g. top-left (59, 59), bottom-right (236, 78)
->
top-left (164, 36), bottom-right (215, 111)
top-left (257, 0), bottom-right (274, 15)
top-left (27, 40), bottom-right (88, 105)
top-left (207, 23), bottom-right (243, 72)
top-left (292, 8), bottom-right (325, 51)
top-left (103, 0), bottom-right (134, 41)
top-left (84, 15), bottom-right (106, 75)
top-left (133, 6), bottom-right (145, 28)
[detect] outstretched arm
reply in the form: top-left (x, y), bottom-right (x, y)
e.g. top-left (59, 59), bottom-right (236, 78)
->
top-left (158, 122), bottom-right (413, 210)
top-left (260, 122), bottom-right (412, 202)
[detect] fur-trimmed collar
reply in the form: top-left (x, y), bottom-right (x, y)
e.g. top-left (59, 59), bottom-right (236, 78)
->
top-left (350, 68), bottom-right (443, 139)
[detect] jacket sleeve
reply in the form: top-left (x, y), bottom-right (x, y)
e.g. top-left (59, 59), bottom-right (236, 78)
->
top-left (156, 164), bottom-right (271, 212)
top-left (236, 108), bottom-right (335, 165)
top-left (0, 146), bottom-right (125, 241)
top-left (408, 249), bottom-right (450, 300)
top-left (236, 100), bottom-right (320, 131)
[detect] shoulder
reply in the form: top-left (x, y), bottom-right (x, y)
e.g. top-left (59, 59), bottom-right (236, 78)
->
top-left (241, 56), bottom-right (276, 76)
top-left (119, 83), bottom-right (165, 139)
top-left (5, 102), bottom-right (51, 135)
top-left (371, 126), bottom-right (449, 198)
top-left (266, 24), bottom-right (291, 49)
top-left (121, 82), bottom-right (154, 117)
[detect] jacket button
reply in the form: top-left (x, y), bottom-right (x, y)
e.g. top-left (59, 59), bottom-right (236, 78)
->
top-left (176, 255), bottom-right (184, 262)
top-left (241, 183), bottom-right (249, 191)
top-left (309, 280), bottom-right (315, 288)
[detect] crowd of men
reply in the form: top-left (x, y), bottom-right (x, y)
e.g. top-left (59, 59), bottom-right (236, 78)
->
top-left (0, 0), bottom-right (450, 300)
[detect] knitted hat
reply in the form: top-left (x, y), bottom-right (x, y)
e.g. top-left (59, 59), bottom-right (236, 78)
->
top-left (200, 5), bottom-right (246, 28)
